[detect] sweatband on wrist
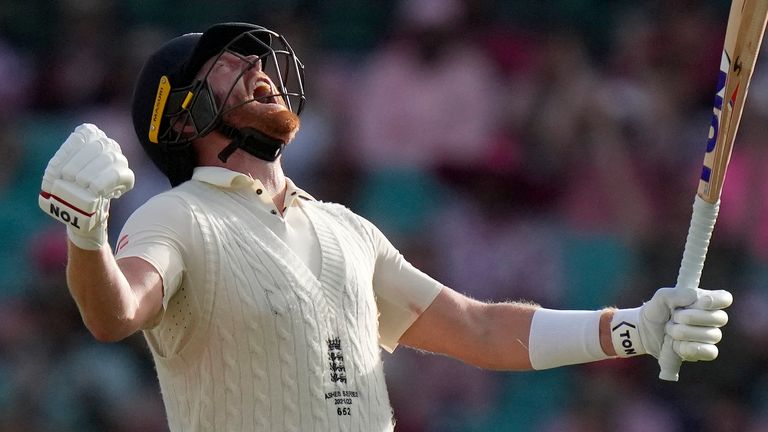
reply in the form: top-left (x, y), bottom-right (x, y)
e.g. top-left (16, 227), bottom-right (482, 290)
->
top-left (528, 308), bottom-right (610, 370)
top-left (609, 307), bottom-right (646, 357)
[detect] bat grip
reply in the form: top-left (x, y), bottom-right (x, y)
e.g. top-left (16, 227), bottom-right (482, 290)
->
top-left (658, 195), bottom-right (720, 381)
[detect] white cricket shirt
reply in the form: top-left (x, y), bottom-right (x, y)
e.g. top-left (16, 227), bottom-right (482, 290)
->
top-left (115, 167), bottom-right (442, 431)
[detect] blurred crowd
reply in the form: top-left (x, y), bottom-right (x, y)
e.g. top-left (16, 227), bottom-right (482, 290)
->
top-left (2, 0), bottom-right (768, 430)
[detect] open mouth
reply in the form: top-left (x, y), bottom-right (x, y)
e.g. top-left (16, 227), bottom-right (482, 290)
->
top-left (252, 80), bottom-right (277, 104)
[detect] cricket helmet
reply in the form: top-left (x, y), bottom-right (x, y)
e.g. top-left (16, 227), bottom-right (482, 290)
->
top-left (130, 22), bottom-right (306, 186)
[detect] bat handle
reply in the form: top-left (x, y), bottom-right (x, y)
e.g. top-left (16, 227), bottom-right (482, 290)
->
top-left (658, 195), bottom-right (720, 381)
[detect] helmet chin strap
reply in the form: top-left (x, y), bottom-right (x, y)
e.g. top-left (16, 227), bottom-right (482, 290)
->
top-left (217, 123), bottom-right (286, 163)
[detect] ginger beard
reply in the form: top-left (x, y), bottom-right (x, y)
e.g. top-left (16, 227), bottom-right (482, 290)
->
top-left (222, 99), bottom-right (300, 144)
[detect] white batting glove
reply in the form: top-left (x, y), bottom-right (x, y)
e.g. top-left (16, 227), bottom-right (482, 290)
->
top-left (610, 287), bottom-right (732, 361)
top-left (39, 123), bottom-right (134, 250)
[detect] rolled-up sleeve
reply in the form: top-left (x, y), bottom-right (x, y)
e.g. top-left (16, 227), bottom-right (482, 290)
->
top-left (369, 224), bottom-right (442, 353)
top-left (115, 194), bottom-right (194, 322)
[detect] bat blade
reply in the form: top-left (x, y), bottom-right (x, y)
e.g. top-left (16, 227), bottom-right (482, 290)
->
top-left (699, 0), bottom-right (768, 203)
top-left (658, 0), bottom-right (768, 381)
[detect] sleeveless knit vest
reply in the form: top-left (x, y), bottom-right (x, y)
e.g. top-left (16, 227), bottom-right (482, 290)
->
top-left (145, 181), bottom-right (395, 432)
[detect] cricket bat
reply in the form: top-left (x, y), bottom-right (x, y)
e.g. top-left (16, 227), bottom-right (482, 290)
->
top-left (657, 0), bottom-right (768, 381)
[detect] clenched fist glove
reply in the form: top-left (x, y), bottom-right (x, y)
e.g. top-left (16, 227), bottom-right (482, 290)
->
top-left (39, 123), bottom-right (135, 250)
top-left (611, 287), bottom-right (733, 361)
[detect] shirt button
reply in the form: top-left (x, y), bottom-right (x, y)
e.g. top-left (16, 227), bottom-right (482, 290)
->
top-left (270, 210), bottom-right (277, 215)
top-left (256, 189), bottom-right (263, 195)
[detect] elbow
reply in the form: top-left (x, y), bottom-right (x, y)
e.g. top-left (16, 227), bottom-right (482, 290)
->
top-left (476, 359), bottom-right (533, 372)
top-left (89, 328), bottom-right (128, 343)
top-left (83, 317), bottom-right (135, 343)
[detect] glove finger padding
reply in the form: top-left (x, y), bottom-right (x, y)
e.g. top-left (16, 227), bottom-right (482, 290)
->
top-left (89, 153), bottom-right (134, 198)
top-left (672, 340), bottom-right (719, 362)
top-left (642, 287), bottom-right (698, 324)
top-left (75, 151), bottom-right (117, 186)
top-left (42, 128), bottom-right (92, 190)
top-left (74, 122), bottom-right (107, 142)
top-left (689, 289), bottom-right (734, 310)
top-left (60, 137), bottom-right (111, 183)
top-left (74, 150), bottom-right (134, 196)
top-left (666, 321), bottom-right (723, 344)
top-left (659, 287), bottom-right (732, 364)
top-left (673, 308), bottom-right (729, 327)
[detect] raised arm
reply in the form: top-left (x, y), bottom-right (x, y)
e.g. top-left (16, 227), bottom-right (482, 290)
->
top-left (66, 246), bottom-right (163, 341)
top-left (400, 285), bottom-right (731, 371)
top-left (40, 123), bottom-right (163, 341)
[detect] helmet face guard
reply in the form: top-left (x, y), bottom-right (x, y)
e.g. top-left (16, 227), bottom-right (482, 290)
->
top-left (131, 23), bottom-right (306, 186)
top-left (155, 28), bottom-right (306, 145)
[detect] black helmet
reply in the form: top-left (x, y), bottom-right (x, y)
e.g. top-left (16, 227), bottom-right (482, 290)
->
top-left (130, 22), bottom-right (306, 186)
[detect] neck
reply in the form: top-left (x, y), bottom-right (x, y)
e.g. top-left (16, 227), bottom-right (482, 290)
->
top-left (223, 152), bottom-right (289, 210)
top-left (194, 135), bottom-right (287, 201)
top-left (249, 160), bottom-right (286, 199)
top-left (230, 153), bottom-right (286, 193)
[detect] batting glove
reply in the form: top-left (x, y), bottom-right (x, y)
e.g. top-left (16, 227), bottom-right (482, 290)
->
top-left (611, 287), bottom-right (732, 361)
top-left (39, 123), bottom-right (135, 250)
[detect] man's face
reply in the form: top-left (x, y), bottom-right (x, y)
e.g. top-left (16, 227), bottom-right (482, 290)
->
top-left (198, 51), bottom-right (300, 143)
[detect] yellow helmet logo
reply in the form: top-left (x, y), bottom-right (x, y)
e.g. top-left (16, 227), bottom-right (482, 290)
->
top-left (148, 75), bottom-right (171, 143)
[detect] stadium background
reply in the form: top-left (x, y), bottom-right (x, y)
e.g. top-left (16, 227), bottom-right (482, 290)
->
top-left (0, 0), bottom-right (766, 430)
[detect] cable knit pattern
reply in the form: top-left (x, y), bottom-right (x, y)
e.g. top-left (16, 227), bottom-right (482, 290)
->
top-left (312, 203), bottom-right (400, 430)
top-left (223, 245), bottom-right (270, 431)
top-left (198, 350), bottom-right (215, 430)
top-left (144, 182), bottom-right (394, 431)
top-left (309, 205), bottom-right (365, 431)
top-left (226, 198), bottom-right (330, 431)
top-left (209, 198), bottom-right (302, 432)
top-left (189, 198), bottom-right (218, 432)
top-left (310, 207), bottom-right (355, 432)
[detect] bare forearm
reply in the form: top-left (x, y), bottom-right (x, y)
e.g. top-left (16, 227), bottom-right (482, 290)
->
top-left (66, 241), bottom-right (140, 341)
top-left (401, 288), bottom-right (619, 371)
top-left (401, 290), bottom-right (539, 371)
top-left (460, 301), bottom-right (538, 371)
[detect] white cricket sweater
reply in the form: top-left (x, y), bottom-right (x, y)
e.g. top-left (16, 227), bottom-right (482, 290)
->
top-left (117, 172), bottom-right (441, 432)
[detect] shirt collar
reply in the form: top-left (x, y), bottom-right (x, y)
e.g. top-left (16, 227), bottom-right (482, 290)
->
top-left (192, 166), bottom-right (253, 188)
top-left (192, 166), bottom-right (315, 208)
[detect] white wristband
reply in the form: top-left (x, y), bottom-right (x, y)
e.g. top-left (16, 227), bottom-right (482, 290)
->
top-left (528, 309), bottom-right (610, 370)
